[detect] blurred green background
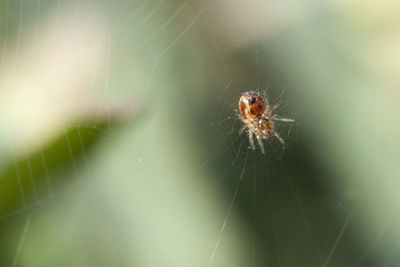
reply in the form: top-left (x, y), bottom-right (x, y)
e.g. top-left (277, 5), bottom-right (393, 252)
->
top-left (1, 0), bottom-right (400, 266)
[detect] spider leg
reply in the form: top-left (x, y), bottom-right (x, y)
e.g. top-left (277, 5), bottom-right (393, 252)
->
top-left (274, 131), bottom-right (285, 145)
top-left (269, 89), bottom-right (286, 112)
top-left (248, 130), bottom-right (256, 151)
top-left (233, 103), bottom-right (239, 115)
top-left (233, 104), bottom-right (244, 120)
top-left (261, 90), bottom-right (269, 105)
top-left (256, 135), bottom-right (265, 154)
top-left (261, 90), bottom-right (271, 112)
top-left (239, 124), bottom-right (247, 135)
top-left (273, 117), bottom-right (295, 123)
top-left (270, 102), bottom-right (281, 112)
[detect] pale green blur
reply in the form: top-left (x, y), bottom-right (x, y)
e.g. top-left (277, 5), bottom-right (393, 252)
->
top-left (0, 0), bottom-right (399, 266)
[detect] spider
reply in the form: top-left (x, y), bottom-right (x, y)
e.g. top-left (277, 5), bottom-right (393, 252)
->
top-left (234, 91), bottom-right (294, 154)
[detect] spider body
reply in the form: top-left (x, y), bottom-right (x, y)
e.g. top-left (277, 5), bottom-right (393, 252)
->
top-left (239, 91), bottom-right (265, 119)
top-left (235, 91), bottom-right (294, 154)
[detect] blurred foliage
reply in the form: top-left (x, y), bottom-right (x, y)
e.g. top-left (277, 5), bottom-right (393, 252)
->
top-left (0, 0), bottom-right (400, 267)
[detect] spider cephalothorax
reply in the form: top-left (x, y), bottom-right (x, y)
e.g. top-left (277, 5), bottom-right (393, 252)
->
top-left (235, 91), bottom-right (294, 153)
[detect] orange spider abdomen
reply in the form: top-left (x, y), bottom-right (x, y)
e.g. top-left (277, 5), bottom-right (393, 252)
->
top-left (239, 91), bottom-right (265, 120)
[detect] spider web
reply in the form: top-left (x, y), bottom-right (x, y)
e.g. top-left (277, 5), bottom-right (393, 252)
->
top-left (0, 0), bottom-right (398, 266)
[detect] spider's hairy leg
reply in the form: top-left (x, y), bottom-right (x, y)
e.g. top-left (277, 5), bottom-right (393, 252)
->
top-left (248, 130), bottom-right (255, 151)
top-left (261, 90), bottom-right (271, 112)
top-left (270, 102), bottom-right (281, 112)
top-left (239, 124), bottom-right (247, 135)
top-left (261, 90), bottom-right (269, 105)
top-left (233, 103), bottom-right (239, 115)
top-left (274, 131), bottom-right (285, 145)
top-left (273, 117), bottom-right (295, 123)
top-left (256, 135), bottom-right (265, 154)
top-left (269, 89), bottom-right (287, 112)
top-left (233, 104), bottom-right (244, 120)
